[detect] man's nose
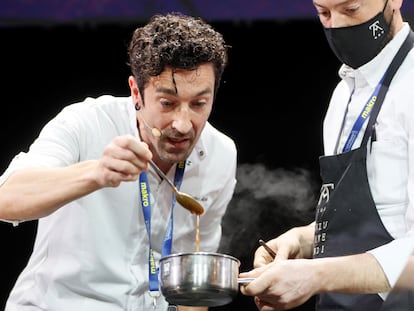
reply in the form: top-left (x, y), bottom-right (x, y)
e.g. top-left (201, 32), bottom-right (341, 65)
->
top-left (171, 108), bottom-right (192, 134)
top-left (327, 12), bottom-right (350, 28)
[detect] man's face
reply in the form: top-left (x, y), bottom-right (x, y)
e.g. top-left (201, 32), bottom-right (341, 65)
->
top-left (136, 63), bottom-right (215, 165)
top-left (313, 0), bottom-right (387, 28)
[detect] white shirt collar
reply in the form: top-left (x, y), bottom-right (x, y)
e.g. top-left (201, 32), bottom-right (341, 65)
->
top-left (339, 23), bottom-right (410, 90)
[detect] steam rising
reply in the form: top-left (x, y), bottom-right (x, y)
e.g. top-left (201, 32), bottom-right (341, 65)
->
top-left (218, 162), bottom-right (319, 270)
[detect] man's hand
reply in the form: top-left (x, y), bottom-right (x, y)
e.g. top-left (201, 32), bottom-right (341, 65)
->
top-left (94, 135), bottom-right (152, 187)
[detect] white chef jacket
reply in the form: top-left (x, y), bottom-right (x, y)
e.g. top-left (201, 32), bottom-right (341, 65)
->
top-left (0, 95), bottom-right (237, 311)
top-left (323, 23), bottom-right (414, 292)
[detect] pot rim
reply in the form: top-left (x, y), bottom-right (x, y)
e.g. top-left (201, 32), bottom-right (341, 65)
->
top-left (160, 251), bottom-right (240, 264)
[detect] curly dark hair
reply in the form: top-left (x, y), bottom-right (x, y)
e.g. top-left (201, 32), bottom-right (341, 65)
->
top-left (128, 12), bottom-right (228, 98)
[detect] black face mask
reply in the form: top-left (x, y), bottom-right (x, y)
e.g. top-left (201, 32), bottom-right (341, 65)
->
top-left (323, 2), bottom-right (391, 69)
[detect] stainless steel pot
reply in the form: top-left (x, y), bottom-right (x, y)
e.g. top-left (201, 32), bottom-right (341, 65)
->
top-left (159, 252), bottom-right (240, 307)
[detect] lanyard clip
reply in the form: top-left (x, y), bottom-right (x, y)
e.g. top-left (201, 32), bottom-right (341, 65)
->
top-left (148, 290), bottom-right (161, 309)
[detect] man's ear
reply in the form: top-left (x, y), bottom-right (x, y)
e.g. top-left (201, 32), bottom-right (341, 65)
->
top-left (128, 75), bottom-right (141, 104)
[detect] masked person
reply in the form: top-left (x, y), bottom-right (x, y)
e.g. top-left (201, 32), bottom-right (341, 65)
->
top-left (239, 0), bottom-right (414, 310)
top-left (0, 13), bottom-right (237, 311)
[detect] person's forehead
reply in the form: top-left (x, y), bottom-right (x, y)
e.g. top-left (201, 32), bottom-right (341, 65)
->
top-left (313, 0), bottom-right (367, 7)
top-left (326, 0), bottom-right (386, 6)
top-left (146, 65), bottom-right (215, 96)
top-left (152, 66), bottom-right (214, 84)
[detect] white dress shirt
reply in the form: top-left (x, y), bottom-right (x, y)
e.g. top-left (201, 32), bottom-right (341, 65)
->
top-left (323, 23), bottom-right (414, 292)
top-left (0, 95), bottom-right (237, 310)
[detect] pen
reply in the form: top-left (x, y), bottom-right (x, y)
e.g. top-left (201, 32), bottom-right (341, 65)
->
top-left (258, 239), bottom-right (277, 259)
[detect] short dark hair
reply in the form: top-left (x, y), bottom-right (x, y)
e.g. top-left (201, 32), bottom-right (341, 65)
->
top-left (128, 12), bottom-right (228, 97)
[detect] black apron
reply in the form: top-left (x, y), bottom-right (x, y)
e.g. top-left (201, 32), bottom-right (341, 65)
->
top-left (313, 31), bottom-right (414, 311)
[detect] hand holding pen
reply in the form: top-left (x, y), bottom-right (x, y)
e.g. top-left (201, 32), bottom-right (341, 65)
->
top-left (259, 239), bottom-right (277, 259)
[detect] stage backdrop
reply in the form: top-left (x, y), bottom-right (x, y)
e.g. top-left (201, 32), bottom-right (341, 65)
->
top-left (1, 0), bottom-right (414, 25)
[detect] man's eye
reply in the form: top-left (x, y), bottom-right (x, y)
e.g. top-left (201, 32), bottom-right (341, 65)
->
top-left (317, 11), bottom-right (330, 18)
top-left (192, 101), bottom-right (207, 109)
top-left (160, 100), bottom-right (173, 107)
top-left (192, 101), bottom-right (207, 108)
top-left (345, 7), bottom-right (359, 14)
top-left (344, 3), bottom-right (361, 15)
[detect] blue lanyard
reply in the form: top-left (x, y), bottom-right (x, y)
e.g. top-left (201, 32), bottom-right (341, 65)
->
top-left (337, 30), bottom-right (414, 154)
top-left (139, 161), bottom-right (186, 294)
top-left (341, 74), bottom-right (385, 153)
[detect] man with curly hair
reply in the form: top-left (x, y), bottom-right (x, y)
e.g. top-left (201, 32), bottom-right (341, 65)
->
top-left (0, 13), bottom-right (237, 311)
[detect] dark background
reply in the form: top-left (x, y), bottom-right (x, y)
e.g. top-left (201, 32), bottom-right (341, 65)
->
top-left (1, 6), bottom-right (413, 311)
top-left (0, 18), bottom-right (336, 311)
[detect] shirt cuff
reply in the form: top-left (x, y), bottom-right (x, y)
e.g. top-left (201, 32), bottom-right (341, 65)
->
top-left (368, 236), bottom-right (414, 288)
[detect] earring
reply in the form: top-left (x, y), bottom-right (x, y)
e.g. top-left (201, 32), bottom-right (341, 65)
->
top-left (135, 103), bottom-right (141, 111)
